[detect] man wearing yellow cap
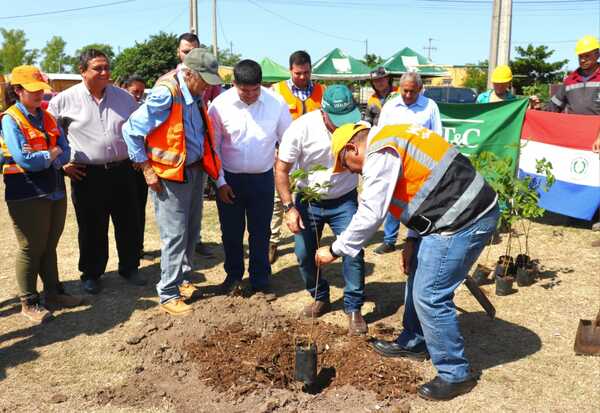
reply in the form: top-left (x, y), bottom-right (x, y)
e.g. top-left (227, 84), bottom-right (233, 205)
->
top-left (548, 35), bottom-right (600, 231)
top-left (315, 123), bottom-right (499, 401)
top-left (476, 65), bottom-right (516, 103)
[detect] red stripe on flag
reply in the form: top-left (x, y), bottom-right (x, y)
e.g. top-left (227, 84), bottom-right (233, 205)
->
top-left (520, 110), bottom-right (600, 151)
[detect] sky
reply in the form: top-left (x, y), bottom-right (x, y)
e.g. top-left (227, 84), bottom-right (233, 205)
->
top-left (1, 0), bottom-right (599, 72)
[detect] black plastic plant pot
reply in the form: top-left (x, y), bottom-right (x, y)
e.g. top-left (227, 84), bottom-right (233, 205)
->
top-left (515, 254), bottom-right (531, 269)
top-left (516, 267), bottom-right (532, 287)
top-left (295, 343), bottom-right (317, 386)
top-left (495, 255), bottom-right (515, 277)
top-left (496, 275), bottom-right (515, 296)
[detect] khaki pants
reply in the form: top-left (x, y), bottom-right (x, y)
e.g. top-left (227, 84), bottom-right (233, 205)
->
top-left (8, 196), bottom-right (67, 299)
top-left (270, 190), bottom-right (283, 245)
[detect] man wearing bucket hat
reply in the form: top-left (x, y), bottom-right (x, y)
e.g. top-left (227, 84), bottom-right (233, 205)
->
top-left (548, 35), bottom-right (600, 231)
top-left (275, 84), bottom-right (367, 335)
top-left (476, 64), bottom-right (516, 103)
top-left (122, 48), bottom-right (222, 316)
top-left (315, 123), bottom-right (499, 400)
top-left (364, 66), bottom-right (397, 125)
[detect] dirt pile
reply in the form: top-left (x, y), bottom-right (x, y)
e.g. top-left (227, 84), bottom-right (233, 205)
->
top-left (89, 294), bottom-right (422, 412)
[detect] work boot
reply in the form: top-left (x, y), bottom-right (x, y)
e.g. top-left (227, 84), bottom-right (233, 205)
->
top-left (45, 292), bottom-right (83, 310)
top-left (374, 242), bottom-right (395, 255)
top-left (301, 300), bottom-right (331, 318)
top-left (179, 282), bottom-right (198, 300)
top-left (347, 311), bottom-right (368, 336)
top-left (159, 298), bottom-right (192, 316)
top-left (268, 243), bottom-right (278, 264)
top-left (418, 376), bottom-right (478, 401)
top-left (219, 279), bottom-right (243, 297)
top-left (20, 297), bottom-right (52, 323)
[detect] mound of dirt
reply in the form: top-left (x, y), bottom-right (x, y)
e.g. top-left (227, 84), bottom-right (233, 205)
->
top-left (89, 294), bottom-right (422, 412)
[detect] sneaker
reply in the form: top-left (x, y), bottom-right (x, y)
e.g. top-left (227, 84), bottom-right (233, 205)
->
top-left (159, 298), bottom-right (192, 316)
top-left (179, 282), bottom-right (198, 300)
top-left (374, 242), bottom-right (395, 255)
top-left (21, 299), bottom-right (53, 323)
top-left (45, 292), bottom-right (83, 310)
top-left (268, 243), bottom-right (278, 264)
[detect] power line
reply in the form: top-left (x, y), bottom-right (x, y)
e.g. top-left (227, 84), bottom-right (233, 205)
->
top-left (246, 0), bottom-right (363, 43)
top-left (0, 0), bottom-right (136, 20)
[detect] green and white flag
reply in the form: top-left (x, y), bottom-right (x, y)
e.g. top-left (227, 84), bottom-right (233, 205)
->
top-left (438, 98), bottom-right (529, 166)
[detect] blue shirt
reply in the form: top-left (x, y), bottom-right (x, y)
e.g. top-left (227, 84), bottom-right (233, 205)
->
top-left (1, 102), bottom-right (70, 200)
top-left (122, 70), bottom-right (205, 165)
top-left (476, 89), bottom-right (516, 104)
top-left (378, 93), bottom-right (443, 135)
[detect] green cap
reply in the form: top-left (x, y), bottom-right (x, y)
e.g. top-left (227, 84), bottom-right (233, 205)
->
top-left (321, 84), bottom-right (361, 127)
top-left (183, 48), bottom-right (222, 86)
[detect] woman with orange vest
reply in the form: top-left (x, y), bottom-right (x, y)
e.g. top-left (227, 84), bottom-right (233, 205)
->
top-left (364, 66), bottom-right (398, 125)
top-left (316, 123), bottom-right (499, 401)
top-left (1, 66), bottom-right (82, 323)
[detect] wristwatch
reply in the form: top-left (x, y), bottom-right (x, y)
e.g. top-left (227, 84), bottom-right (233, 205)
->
top-left (282, 202), bottom-right (295, 213)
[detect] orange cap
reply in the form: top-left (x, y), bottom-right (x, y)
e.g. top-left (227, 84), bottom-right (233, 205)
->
top-left (10, 65), bottom-right (51, 92)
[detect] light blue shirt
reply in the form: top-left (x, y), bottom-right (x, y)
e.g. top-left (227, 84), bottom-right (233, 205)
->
top-left (1, 102), bottom-right (70, 200)
top-left (378, 93), bottom-right (443, 135)
top-left (122, 70), bottom-right (204, 165)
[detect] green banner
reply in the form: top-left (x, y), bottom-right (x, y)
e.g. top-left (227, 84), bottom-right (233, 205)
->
top-left (438, 98), bottom-right (529, 165)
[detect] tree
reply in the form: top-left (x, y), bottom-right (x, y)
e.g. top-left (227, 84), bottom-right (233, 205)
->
top-left (0, 28), bottom-right (39, 72)
top-left (41, 36), bottom-right (67, 73)
top-left (68, 43), bottom-right (115, 73)
top-left (462, 61), bottom-right (488, 93)
top-left (212, 46), bottom-right (241, 67)
top-left (112, 32), bottom-right (179, 87)
top-left (510, 44), bottom-right (567, 94)
top-left (361, 53), bottom-right (383, 68)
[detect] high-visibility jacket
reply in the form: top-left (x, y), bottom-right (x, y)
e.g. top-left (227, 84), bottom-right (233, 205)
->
top-left (365, 87), bottom-right (399, 125)
top-left (1, 104), bottom-right (64, 201)
top-left (272, 80), bottom-right (324, 120)
top-left (145, 74), bottom-right (221, 182)
top-left (547, 66), bottom-right (600, 115)
top-left (368, 124), bottom-right (497, 235)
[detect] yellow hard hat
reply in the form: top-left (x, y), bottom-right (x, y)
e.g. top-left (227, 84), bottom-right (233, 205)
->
top-left (491, 65), bottom-right (512, 83)
top-left (575, 35), bottom-right (600, 55)
top-left (331, 122), bottom-right (369, 173)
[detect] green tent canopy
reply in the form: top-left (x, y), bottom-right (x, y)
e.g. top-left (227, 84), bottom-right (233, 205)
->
top-left (311, 48), bottom-right (371, 80)
top-left (382, 47), bottom-right (448, 77)
top-left (260, 57), bottom-right (289, 83)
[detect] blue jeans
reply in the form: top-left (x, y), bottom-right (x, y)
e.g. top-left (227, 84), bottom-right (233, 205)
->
top-left (216, 170), bottom-right (274, 289)
top-left (153, 166), bottom-right (205, 303)
top-left (295, 189), bottom-right (365, 313)
top-left (396, 205), bottom-right (499, 383)
top-left (383, 212), bottom-right (400, 245)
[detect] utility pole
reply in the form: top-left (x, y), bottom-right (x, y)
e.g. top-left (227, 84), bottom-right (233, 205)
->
top-left (423, 38), bottom-right (437, 61)
top-left (365, 39), bottom-right (368, 57)
top-left (230, 41), bottom-right (233, 56)
top-left (189, 0), bottom-right (198, 35)
top-left (212, 0), bottom-right (218, 57)
top-left (487, 0), bottom-right (513, 88)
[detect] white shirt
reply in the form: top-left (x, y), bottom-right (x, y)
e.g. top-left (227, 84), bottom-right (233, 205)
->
top-left (208, 86), bottom-right (292, 187)
top-left (278, 110), bottom-right (358, 200)
top-left (378, 93), bottom-right (443, 134)
top-left (332, 128), bottom-right (400, 257)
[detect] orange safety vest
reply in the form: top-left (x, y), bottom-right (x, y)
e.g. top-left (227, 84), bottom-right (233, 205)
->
top-left (366, 87), bottom-right (400, 111)
top-left (272, 80), bottom-right (325, 120)
top-left (367, 124), bottom-right (496, 235)
top-left (145, 75), bottom-right (221, 182)
top-left (1, 105), bottom-right (60, 175)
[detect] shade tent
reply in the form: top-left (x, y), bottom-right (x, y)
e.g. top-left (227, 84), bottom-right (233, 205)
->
top-left (259, 57), bottom-right (290, 83)
top-left (382, 47), bottom-right (448, 77)
top-left (311, 48), bottom-right (372, 80)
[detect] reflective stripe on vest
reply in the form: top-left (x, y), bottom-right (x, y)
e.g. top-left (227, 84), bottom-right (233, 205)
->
top-left (273, 81), bottom-right (324, 120)
top-left (367, 124), bottom-right (454, 222)
top-left (1, 105), bottom-right (60, 175)
top-left (145, 74), bottom-right (221, 182)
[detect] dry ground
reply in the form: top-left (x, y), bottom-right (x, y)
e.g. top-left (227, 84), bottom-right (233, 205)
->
top-left (0, 180), bottom-right (599, 412)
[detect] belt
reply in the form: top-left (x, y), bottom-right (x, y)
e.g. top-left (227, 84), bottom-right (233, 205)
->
top-left (86, 159), bottom-right (130, 170)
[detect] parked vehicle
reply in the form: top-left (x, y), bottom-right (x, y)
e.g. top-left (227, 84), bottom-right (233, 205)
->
top-left (424, 86), bottom-right (477, 104)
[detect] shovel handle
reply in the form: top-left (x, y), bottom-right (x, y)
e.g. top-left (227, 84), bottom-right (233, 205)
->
top-left (595, 308), bottom-right (600, 327)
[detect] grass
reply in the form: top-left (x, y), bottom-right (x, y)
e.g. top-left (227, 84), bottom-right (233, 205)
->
top-left (0, 180), bottom-right (599, 412)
